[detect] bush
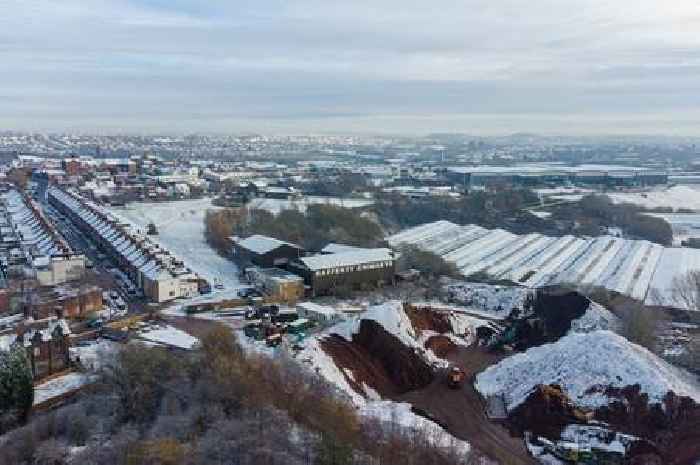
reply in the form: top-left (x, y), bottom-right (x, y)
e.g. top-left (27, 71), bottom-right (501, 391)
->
top-left (0, 325), bottom-right (472, 465)
top-left (397, 245), bottom-right (460, 279)
top-left (0, 345), bottom-right (34, 425)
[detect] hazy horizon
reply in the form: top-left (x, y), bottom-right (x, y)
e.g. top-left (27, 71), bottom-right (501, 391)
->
top-left (3, 1), bottom-right (700, 136)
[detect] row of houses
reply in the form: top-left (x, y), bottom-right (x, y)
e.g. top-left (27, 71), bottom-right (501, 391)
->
top-left (0, 186), bottom-right (85, 287)
top-left (47, 187), bottom-right (203, 303)
top-left (230, 235), bottom-right (396, 297)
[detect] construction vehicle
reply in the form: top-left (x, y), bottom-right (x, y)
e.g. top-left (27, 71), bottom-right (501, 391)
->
top-left (447, 366), bottom-right (466, 389)
top-left (548, 441), bottom-right (595, 463)
top-left (489, 326), bottom-right (517, 352)
top-left (266, 333), bottom-right (282, 347)
top-left (243, 320), bottom-right (264, 339)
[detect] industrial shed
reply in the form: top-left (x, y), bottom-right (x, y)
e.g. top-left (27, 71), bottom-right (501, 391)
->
top-left (230, 234), bottom-right (305, 268)
top-left (289, 248), bottom-right (395, 296)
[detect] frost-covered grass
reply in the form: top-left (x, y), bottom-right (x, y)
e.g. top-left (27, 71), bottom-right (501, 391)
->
top-left (475, 330), bottom-right (700, 411)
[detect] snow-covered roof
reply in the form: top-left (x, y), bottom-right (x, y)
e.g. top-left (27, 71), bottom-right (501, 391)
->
top-left (299, 248), bottom-right (394, 271)
top-left (234, 234), bottom-right (300, 255)
top-left (138, 325), bottom-right (199, 350)
top-left (321, 243), bottom-right (372, 254)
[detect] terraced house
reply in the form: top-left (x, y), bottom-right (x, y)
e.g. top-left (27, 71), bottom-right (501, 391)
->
top-left (0, 186), bottom-right (85, 287)
top-left (47, 187), bottom-right (203, 302)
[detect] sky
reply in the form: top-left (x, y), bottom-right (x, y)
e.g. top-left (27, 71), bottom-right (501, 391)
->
top-left (2, 0), bottom-right (700, 135)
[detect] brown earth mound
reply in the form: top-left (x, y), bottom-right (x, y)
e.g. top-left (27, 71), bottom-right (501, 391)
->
top-left (404, 304), bottom-right (453, 333)
top-left (595, 386), bottom-right (700, 465)
top-left (508, 383), bottom-right (700, 465)
top-left (508, 384), bottom-right (590, 438)
top-left (511, 287), bottom-right (592, 351)
top-left (424, 335), bottom-right (458, 358)
top-left (320, 319), bottom-right (434, 398)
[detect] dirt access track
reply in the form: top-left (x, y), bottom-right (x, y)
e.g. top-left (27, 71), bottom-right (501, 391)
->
top-left (397, 345), bottom-right (537, 465)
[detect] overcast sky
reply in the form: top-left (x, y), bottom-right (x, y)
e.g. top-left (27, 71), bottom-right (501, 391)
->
top-left (2, 0), bottom-right (700, 135)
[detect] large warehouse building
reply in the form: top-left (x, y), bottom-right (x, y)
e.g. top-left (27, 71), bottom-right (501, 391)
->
top-left (445, 164), bottom-right (668, 189)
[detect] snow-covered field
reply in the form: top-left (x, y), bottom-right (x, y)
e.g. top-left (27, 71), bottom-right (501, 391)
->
top-left (607, 185), bottom-right (700, 211)
top-left (106, 198), bottom-right (243, 293)
top-left (247, 196), bottom-right (373, 215)
top-left (388, 221), bottom-right (697, 308)
top-left (475, 330), bottom-right (700, 411)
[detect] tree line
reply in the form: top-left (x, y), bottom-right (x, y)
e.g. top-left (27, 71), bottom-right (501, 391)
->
top-left (205, 204), bottom-right (386, 253)
top-left (551, 195), bottom-right (673, 245)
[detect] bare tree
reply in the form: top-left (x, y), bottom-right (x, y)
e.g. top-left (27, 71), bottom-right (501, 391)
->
top-left (668, 270), bottom-right (700, 311)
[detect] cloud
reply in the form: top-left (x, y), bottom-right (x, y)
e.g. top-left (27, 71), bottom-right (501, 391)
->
top-left (1, 0), bottom-right (699, 134)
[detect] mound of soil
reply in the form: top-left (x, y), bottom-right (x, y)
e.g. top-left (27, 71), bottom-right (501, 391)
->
top-left (320, 319), bottom-right (435, 398)
top-left (508, 384), bottom-right (590, 438)
top-left (512, 287), bottom-right (592, 350)
top-left (424, 335), bottom-right (458, 358)
top-left (596, 387), bottom-right (700, 465)
top-left (509, 383), bottom-right (700, 465)
top-left (404, 304), bottom-right (453, 333)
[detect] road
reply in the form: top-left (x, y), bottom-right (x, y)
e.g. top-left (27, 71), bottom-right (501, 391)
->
top-left (397, 346), bottom-right (536, 465)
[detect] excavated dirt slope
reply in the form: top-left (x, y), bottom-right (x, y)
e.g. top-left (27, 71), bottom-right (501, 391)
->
top-left (320, 319), bottom-right (434, 397)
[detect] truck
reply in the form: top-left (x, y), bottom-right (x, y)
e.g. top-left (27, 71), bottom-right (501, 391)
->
top-left (271, 309), bottom-right (298, 324)
top-left (447, 367), bottom-right (466, 389)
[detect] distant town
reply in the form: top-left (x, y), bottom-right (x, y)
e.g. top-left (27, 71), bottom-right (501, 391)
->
top-left (1, 131), bottom-right (700, 465)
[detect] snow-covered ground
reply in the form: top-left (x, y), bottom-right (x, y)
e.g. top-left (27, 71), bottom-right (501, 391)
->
top-left (535, 187), bottom-right (596, 197)
top-left (106, 198), bottom-right (243, 292)
top-left (444, 282), bottom-right (531, 319)
top-left (607, 185), bottom-right (700, 211)
top-left (388, 221), bottom-right (698, 308)
top-left (568, 302), bottom-right (620, 334)
top-left (137, 324), bottom-right (199, 350)
top-left (475, 330), bottom-right (700, 411)
top-left (33, 372), bottom-right (93, 406)
top-left (247, 196), bottom-right (373, 215)
top-left (529, 210), bottom-right (552, 219)
top-left (69, 340), bottom-right (118, 371)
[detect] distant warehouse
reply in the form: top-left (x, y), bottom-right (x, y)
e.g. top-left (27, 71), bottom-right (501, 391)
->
top-left (445, 164), bottom-right (668, 188)
top-left (289, 247), bottom-right (396, 296)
